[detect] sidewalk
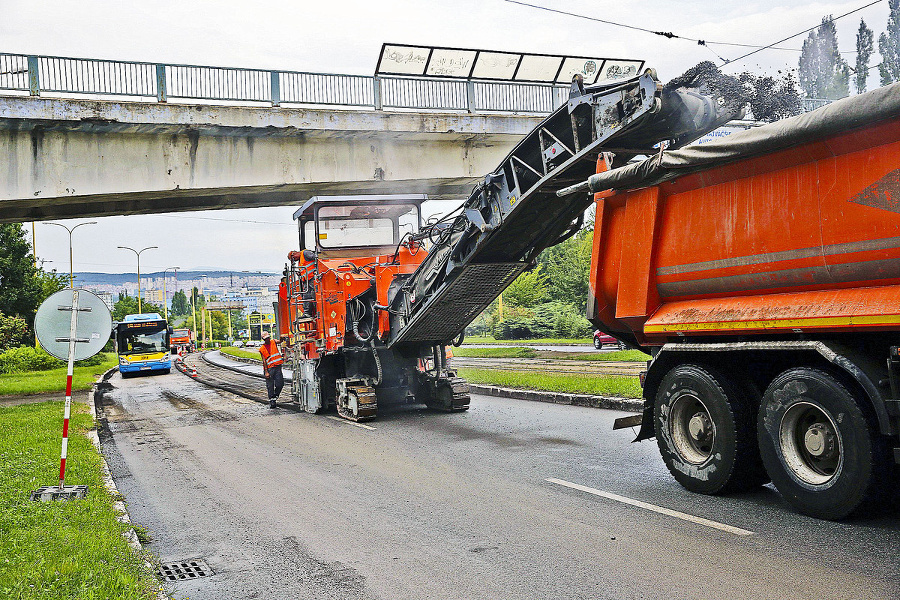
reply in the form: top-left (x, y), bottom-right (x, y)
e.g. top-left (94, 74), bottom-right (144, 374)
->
top-left (0, 389), bottom-right (90, 407)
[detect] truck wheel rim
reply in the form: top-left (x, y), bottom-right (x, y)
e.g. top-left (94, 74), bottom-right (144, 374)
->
top-left (778, 401), bottom-right (842, 485)
top-left (670, 394), bottom-right (714, 464)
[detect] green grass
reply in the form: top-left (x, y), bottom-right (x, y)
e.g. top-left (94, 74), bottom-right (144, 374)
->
top-left (463, 336), bottom-right (592, 345)
top-left (0, 402), bottom-right (159, 599)
top-left (0, 355), bottom-right (118, 396)
top-left (550, 349), bottom-right (650, 362)
top-left (219, 346), bottom-right (260, 361)
top-left (457, 367), bottom-right (642, 398)
top-left (452, 347), bottom-right (537, 358)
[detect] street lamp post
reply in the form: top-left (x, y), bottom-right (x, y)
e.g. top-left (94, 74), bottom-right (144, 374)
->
top-left (163, 266), bottom-right (180, 321)
top-left (45, 221), bottom-right (97, 288)
top-left (118, 246), bottom-right (158, 313)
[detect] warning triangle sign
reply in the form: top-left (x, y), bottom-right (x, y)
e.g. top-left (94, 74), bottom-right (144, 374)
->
top-left (851, 168), bottom-right (900, 214)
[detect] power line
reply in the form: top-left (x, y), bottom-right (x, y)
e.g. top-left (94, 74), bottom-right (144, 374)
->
top-left (721, 0), bottom-right (884, 66)
top-left (504, 0), bottom-right (882, 60)
top-left (157, 214), bottom-right (287, 225)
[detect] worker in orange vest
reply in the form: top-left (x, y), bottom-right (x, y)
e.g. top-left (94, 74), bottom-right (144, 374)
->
top-left (259, 330), bottom-right (284, 408)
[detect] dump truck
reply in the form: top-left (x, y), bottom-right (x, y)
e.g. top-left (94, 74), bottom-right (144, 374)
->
top-left (170, 327), bottom-right (195, 354)
top-left (559, 83), bottom-right (900, 519)
top-left (275, 65), bottom-right (742, 421)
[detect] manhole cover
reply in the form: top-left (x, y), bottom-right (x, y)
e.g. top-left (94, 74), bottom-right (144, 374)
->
top-left (157, 558), bottom-right (213, 581)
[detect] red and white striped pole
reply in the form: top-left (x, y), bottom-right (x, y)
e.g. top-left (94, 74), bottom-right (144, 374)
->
top-left (58, 289), bottom-right (80, 491)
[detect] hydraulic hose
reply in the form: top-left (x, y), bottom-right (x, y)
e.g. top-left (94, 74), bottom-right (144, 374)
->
top-left (370, 339), bottom-right (383, 386)
top-left (351, 299), bottom-right (375, 343)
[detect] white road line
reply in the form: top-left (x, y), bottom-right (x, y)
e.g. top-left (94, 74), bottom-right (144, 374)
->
top-left (326, 416), bottom-right (376, 431)
top-left (545, 478), bottom-right (754, 536)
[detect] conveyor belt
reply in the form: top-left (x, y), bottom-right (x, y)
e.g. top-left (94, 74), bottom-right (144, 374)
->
top-left (388, 68), bottom-right (742, 348)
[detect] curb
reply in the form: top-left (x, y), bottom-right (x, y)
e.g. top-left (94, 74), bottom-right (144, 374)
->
top-left (88, 367), bottom-right (169, 600)
top-left (468, 384), bottom-right (642, 412)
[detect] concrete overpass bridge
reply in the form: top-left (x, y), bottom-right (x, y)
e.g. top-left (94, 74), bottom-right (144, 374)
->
top-left (0, 52), bottom-right (564, 222)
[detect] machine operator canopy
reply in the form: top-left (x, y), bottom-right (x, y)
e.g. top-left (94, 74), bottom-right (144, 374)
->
top-left (294, 194), bottom-right (426, 258)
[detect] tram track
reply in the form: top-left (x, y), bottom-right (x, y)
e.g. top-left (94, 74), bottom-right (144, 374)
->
top-left (177, 351), bottom-right (271, 405)
top-left (452, 357), bottom-right (644, 377)
top-left (175, 351), bottom-right (643, 410)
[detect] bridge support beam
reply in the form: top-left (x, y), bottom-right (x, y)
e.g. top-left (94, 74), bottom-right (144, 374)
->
top-left (0, 96), bottom-right (543, 222)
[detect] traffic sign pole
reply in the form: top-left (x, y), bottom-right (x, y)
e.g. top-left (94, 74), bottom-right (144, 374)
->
top-left (30, 288), bottom-right (111, 502)
top-left (31, 288), bottom-right (112, 502)
top-left (58, 289), bottom-right (79, 491)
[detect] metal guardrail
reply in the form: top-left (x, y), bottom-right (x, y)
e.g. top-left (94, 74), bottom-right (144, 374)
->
top-left (0, 52), bottom-right (830, 116)
top-left (0, 52), bottom-right (570, 114)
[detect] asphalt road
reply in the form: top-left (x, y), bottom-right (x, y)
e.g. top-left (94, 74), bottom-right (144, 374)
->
top-left (97, 371), bottom-right (900, 600)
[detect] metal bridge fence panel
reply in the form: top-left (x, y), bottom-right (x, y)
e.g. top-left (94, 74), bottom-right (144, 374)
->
top-left (165, 65), bottom-right (271, 102)
top-left (37, 56), bottom-right (157, 97)
top-left (279, 71), bottom-right (374, 107)
top-left (0, 54), bottom-right (29, 91)
top-left (380, 77), bottom-right (468, 111)
top-left (473, 81), bottom-right (567, 113)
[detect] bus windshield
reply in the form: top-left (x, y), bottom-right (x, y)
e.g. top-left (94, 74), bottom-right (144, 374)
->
top-left (117, 325), bottom-right (167, 354)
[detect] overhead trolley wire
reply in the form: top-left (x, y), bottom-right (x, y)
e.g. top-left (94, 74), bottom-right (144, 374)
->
top-left (504, 0), bottom-right (883, 65)
top-left (720, 0), bottom-right (884, 65)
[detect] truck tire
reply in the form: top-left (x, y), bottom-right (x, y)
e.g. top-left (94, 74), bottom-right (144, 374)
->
top-left (758, 368), bottom-right (890, 520)
top-left (655, 364), bottom-right (766, 494)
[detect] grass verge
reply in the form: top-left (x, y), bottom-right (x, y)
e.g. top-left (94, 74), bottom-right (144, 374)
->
top-left (457, 367), bottom-right (642, 398)
top-left (452, 347), bottom-right (537, 358)
top-left (0, 354), bottom-right (118, 397)
top-left (0, 401), bottom-right (159, 599)
top-left (219, 346), bottom-right (260, 361)
top-left (463, 336), bottom-right (592, 345)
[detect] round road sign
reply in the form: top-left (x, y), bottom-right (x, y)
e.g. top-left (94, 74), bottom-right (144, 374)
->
top-left (34, 289), bottom-right (112, 361)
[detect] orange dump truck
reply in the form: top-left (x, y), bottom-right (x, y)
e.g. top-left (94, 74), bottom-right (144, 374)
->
top-left (566, 84), bottom-right (900, 519)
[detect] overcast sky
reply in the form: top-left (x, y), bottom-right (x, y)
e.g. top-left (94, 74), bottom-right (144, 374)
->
top-left (2, 0), bottom-right (891, 273)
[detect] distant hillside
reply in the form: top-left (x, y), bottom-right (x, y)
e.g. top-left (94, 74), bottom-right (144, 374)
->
top-left (73, 270), bottom-right (278, 287)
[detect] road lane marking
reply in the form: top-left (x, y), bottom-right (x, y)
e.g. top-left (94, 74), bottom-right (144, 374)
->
top-left (545, 478), bottom-right (754, 536)
top-left (326, 416), bottom-right (376, 431)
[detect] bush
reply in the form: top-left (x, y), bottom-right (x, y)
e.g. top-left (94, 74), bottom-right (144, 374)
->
top-left (0, 312), bottom-right (28, 352)
top-left (0, 346), bottom-right (62, 374)
top-left (0, 346), bottom-right (108, 374)
top-left (492, 302), bottom-right (592, 340)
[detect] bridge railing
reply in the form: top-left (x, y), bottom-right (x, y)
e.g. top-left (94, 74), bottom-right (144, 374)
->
top-left (0, 51), bottom-right (570, 114)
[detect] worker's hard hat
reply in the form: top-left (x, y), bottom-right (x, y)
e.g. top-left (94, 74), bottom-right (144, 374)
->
top-left (262, 331), bottom-right (271, 339)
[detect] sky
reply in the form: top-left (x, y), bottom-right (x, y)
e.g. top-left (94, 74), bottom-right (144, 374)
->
top-left (2, 0), bottom-right (893, 274)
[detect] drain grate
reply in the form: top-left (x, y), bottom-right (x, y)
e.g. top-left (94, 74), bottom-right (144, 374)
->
top-left (157, 558), bottom-right (213, 581)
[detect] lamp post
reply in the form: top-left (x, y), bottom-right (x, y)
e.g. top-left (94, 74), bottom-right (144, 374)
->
top-left (118, 246), bottom-right (157, 313)
top-left (45, 221), bottom-right (97, 288)
top-left (163, 266), bottom-right (180, 321)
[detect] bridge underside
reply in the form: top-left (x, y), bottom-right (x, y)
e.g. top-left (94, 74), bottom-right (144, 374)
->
top-left (0, 178), bottom-right (481, 222)
top-left (0, 96), bottom-right (541, 222)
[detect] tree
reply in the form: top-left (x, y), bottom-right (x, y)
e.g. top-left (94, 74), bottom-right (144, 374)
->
top-left (738, 72), bottom-right (803, 122)
top-left (503, 266), bottom-right (548, 308)
top-left (0, 223), bottom-right (46, 334)
top-left (171, 289), bottom-right (190, 316)
top-left (192, 287), bottom-right (206, 310)
top-left (799, 15), bottom-right (850, 100)
top-left (879, 0), bottom-right (900, 85)
top-left (111, 295), bottom-right (164, 321)
top-left (856, 19), bottom-right (875, 94)
top-left (537, 228), bottom-right (593, 312)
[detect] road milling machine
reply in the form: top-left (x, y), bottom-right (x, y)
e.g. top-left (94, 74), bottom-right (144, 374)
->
top-left (275, 64), bottom-right (743, 422)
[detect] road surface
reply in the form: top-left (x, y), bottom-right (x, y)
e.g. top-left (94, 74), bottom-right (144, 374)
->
top-left (97, 370), bottom-right (900, 600)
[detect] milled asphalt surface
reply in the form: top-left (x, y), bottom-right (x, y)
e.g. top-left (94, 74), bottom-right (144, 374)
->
top-left (97, 370), bottom-right (900, 600)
